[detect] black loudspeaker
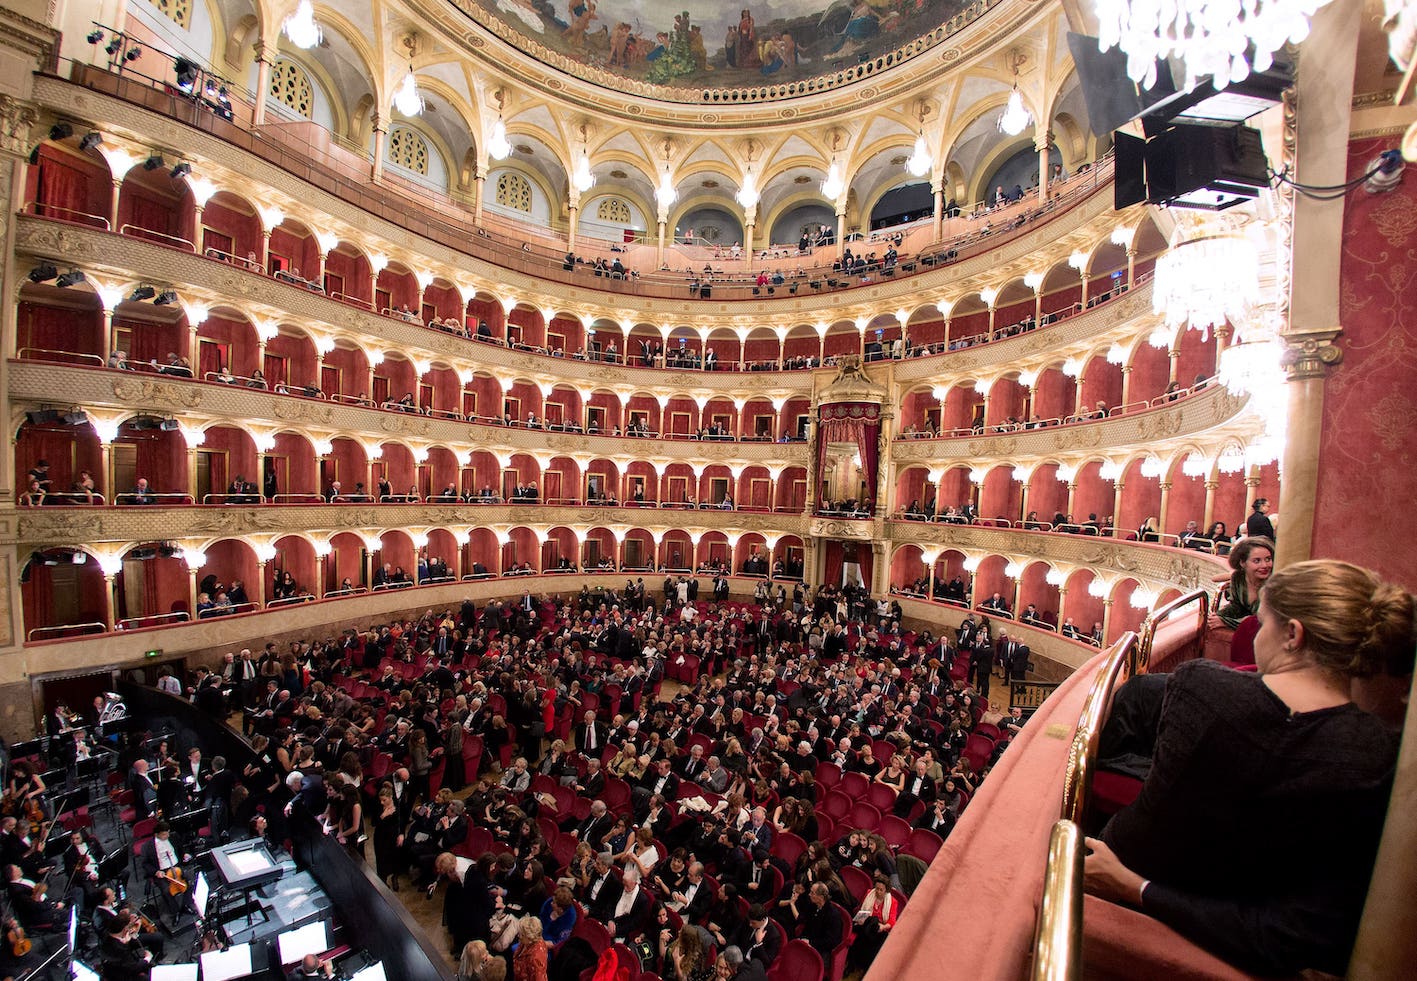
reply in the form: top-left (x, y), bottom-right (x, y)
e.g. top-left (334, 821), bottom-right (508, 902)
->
top-left (1066, 33), bottom-right (1176, 137)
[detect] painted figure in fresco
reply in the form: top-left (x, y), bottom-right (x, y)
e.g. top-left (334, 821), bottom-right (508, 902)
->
top-left (737, 9), bottom-right (761, 69)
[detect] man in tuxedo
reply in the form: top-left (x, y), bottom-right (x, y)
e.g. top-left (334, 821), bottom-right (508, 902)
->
top-left (606, 866), bottom-right (651, 941)
top-left (895, 757), bottom-right (938, 817)
top-left (678, 744), bottom-right (707, 782)
top-left (634, 758), bottom-right (679, 807)
top-left (999, 632), bottom-right (1030, 685)
top-left (582, 851), bottom-right (620, 918)
top-left (569, 800), bottom-right (612, 847)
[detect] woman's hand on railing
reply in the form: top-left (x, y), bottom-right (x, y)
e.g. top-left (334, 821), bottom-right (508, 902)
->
top-left (1081, 836), bottom-right (1146, 907)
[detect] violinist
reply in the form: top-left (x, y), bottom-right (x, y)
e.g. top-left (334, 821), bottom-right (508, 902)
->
top-left (4, 762), bottom-right (46, 821)
top-left (156, 762), bottom-right (191, 818)
top-left (1, 914), bottom-right (40, 977)
top-left (0, 817), bottom-right (51, 879)
top-left (4, 862), bottom-right (65, 931)
top-left (94, 887), bottom-right (164, 959)
top-left (100, 910), bottom-right (154, 981)
top-left (64, 827), bottom-right (104, 906)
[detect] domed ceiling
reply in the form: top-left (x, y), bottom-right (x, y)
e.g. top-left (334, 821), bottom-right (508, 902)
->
top-left (456, 0), bottom-right (973, 89)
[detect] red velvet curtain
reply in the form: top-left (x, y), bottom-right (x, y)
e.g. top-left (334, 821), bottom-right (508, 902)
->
top-left (22, 561), bottom-right (54, 631)
top-left (263, 353), bottom-right (287, 387)
top-left (36, 158), bottom-right (90, 217)
top-left (18, 428), bottom-right (84, 494)
top-left (198, 341), bottom-right (226, 379)
top-left (818, 402), bottom-right (882, 505)
top-left (127, 193), bottom-right (176, 237)
top-left (19, 303), bottom-right (97, 358)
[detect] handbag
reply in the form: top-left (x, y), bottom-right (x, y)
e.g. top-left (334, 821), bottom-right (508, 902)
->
top-left (488, 911), bottom-right (520, 952)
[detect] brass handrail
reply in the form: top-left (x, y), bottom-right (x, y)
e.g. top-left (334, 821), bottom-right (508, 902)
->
top-left (1032, 820), bottom-right (1083, 981)
top-left (1059, 631), bottom-right (1137, 826)
top-left (1135, 588), bottom-right (1210, 675)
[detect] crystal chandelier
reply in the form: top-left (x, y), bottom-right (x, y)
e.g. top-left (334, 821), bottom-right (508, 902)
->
top-left (655, 166), bottom-right (677, 208)
top-left (1152, 227), bottom-right (1258, 335)
top-left (1094, 0), bottom-right (1333, 91)
top-left (998, 87), bottom-right (1032, 136)
top-left (283, 0), bottom-right (322, 50)
top-left (572, 149), bottom-right (595, 192)
top-left (487, 118), bottom-right (510, 160)
top-left (905, 134), bottom-right (932, 178)
top-left (392, 68), bottom-right (422, 116)
top-left (822, 160), bottom-right (844, 200)
top-left (736, 169), bottom-right (759, 209)
top-left (1218, 337), bottom-right (1285, 400)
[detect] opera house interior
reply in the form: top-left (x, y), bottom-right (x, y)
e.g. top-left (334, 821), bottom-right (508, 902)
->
top-left (0, 0), bottom-right (1412, 977)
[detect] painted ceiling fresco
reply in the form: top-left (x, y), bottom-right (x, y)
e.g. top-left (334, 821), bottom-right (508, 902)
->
top-left (464, 0), bottom-right (972, 88)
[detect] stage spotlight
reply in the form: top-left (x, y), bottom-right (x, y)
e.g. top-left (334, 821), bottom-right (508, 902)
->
top-left (143, 154), bottom-right (164, 171)
top-left (27, 264), bottom-right (57, 284)
top-left (62, 410), bottom-right (88, 426)
top-left (49, 123), bottom-right (72, 141)
top-left (154, 289), bottom-right (178, 306)
top-left (105, 37), bottom-right (121, 56)
top-left (55, 269), bottom-right (87, 288)
top-left (124, 47), bottom-right (142, 62)
top-left (128, 285), bottom-right (156, 302)
top-left (174, 58), bottom-right (198, 91)
top-left (79, 131), bottom-right (102, 152)
top-left (170, 162), bottom-right (191, 179)
top-left (87, 29), bottom-right (104, 45)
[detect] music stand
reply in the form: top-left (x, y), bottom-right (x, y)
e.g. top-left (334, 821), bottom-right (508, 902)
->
top-left (97, 848), bottom-right (128, 885)
top-left (166, 806), bottom-right (212, 851)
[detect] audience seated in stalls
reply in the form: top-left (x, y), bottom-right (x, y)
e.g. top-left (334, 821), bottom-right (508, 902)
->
top-left (127, 575), bottom-right (1032, 976)
top-left (1085, 559), bottom-right (1414, 976)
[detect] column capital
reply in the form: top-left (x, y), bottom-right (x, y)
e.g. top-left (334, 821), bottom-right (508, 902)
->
top-left (0, 94), bottom-right (38, 160)
top-left (253, 41), bottom-right (277, 63)
top-left (1281, 329), bottom-right (1344, 380)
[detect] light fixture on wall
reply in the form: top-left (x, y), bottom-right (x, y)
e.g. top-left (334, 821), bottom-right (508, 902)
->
top-left (997, 51), bottom-right (1032, 137)
top-left (822, 160), bottom-right (844, 200)
top-left (283, 0), bottom-right (322, 50)
top-left (1095, 0), bottom-right (1329, 90)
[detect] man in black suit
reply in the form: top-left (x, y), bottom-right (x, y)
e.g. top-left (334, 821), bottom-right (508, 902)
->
top-left (127, 759), bottom-right (158, 821)
top-left (568, 800), bottom-right (612, 846)
top-left (605, 866), bottom-right (651, 941)
top-left (730, 904), bottom-right (782, 970)
top-left (138, 822), bottom-right (188, 920)
top-left (1000, 632), bottom-right (1030, 685)
top-left (783, 882), bottom-right (842, 964)
top-left (1245, 498), bottom-right (1276, 540)
top-left (576, 758), bottom-right (606, 799)
top-left (581, 851), bottom-right (620, 918)
top-left (573, 711), bottom-right (607, 756)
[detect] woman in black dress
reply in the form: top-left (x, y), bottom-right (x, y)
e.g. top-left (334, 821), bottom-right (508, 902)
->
top-left (371, 786), bottom-right (405, 890)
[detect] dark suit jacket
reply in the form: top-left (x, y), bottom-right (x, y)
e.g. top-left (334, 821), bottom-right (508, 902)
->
top-left (731, 919), bottom-right (783, 968)
top-left (573, 721), bottom-right (608, 754)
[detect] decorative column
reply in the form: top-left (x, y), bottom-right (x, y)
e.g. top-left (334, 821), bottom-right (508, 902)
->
top-left (567, 189), bottom-right (581, 251)
top-left (835, 209), bottom-right (847, 259)
top-left (1120, 365), bottom-right (1133, 405)
top-left (931, 178), bottom-right (944, 241)
top-left (1112, 480), bottom-right (1126, 531)
top-left (1202, 479), bottom-right (1219, 527)
top-left (252, 43), bottom-right (273, 126)
top-left (371, 115), bottom-right (388, 182)
top-left (1036, 131), bottom-right (1053, 201)
top-left (102, 573), bottom-right (118, 632)
top-left (474, 173), bottom-right (487, 225)
top-left (1157, 481), bottom-right (1172, 534)
top-left (1101, 598), bottom-right (1114, 643)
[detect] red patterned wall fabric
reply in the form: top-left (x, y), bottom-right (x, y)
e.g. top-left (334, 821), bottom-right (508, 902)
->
top-left (1313, 137), bottom-right (1417, 584)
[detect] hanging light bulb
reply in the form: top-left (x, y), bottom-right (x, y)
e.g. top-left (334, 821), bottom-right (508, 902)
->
top-left (822, 160), bottom-right (844, 200)
top-left (736, 169), bottom-right (759, 209)
top-left (905, 134), bottom-right (932, 178)
top-left (283, 0), bottom-right (322, 50)
top-left (997, 86), bottom-right (1032, 136)
top-left (392, 66), bottom-right (422, 116)
top-left (655, 165), bottom-right (677, 209)
top-left (488, 117), bottom-right (511, 160)
top-left (572, 149), bottom-right (595, 192)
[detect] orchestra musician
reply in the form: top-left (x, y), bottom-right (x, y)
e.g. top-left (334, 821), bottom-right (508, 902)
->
top-left (126, 760), bottom-right (158, 821)
top-left (138, 822), bottom-right (189, 921)
top-left (4, 862), bottom-right (66, 931)
top-left (100, 910), bottom-right (155, 981)
top-left (93, 886), bottom-right (164, 958)
top-left (64, 827), bottom-right (105, 907)
top-left (4, 762), bottom-right (47, 821)
top-left (0, 817), bottom-right (52, 879)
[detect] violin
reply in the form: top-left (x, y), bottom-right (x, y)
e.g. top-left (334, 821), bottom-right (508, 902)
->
top-left (6, 919), bottom-right (30, 957)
